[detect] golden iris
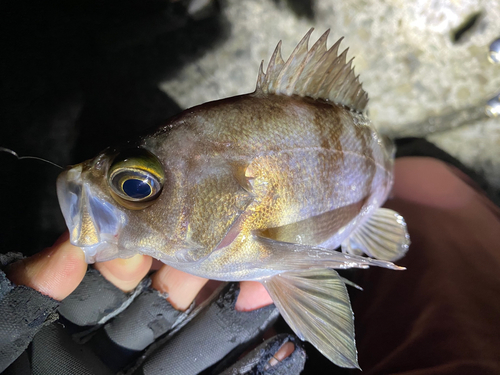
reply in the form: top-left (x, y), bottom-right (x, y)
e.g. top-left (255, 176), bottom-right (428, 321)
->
top-left (107, 148), bottom-right (165, 208)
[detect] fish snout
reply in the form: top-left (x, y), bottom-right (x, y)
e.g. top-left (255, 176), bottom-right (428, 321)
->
top-left (57, 165), bottom-right (127, 263)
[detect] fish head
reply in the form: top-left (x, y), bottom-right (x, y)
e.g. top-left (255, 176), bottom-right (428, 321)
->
top-left (57, 128), bottom-right (252, 266)
top-left (57, 145), bottom-right (187, 263)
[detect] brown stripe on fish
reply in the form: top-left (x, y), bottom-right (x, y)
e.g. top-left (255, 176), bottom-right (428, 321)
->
top-left (381, 138), bottom-right (395, 196)
top-left (353, 118), bottom-right (376, 200)
top-left (313, 104), bottom-right (345, 162)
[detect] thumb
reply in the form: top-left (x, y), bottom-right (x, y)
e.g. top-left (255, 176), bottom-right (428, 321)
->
top-left (6, 233), bottom-right (87, 301)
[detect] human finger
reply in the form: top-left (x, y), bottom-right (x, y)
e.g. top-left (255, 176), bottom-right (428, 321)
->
top-left (220, 334), bottom-right (305, 374)
top-left (151, 265), bottom-right (208, 311)
top-left (94, 254), bottom-right (153, 293)
top-left (150, 269), bottom-right (274, 312)
top-left (236, 281), bottom-right (274, 311)
top-left (5, 233), bottom-right (87, 301)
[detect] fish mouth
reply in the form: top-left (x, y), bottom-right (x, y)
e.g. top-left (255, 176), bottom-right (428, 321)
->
top-left (57, 165), bottom-right (128, 263)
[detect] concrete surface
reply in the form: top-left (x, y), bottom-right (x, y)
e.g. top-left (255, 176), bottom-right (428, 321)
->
top-left (161, 0), bottom-right (500, 186)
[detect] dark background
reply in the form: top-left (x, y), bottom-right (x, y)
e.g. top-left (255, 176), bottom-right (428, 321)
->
top-left (0, 0), bottom-right (315, 257)
top-left (0, 0), bottom-right (228, 255)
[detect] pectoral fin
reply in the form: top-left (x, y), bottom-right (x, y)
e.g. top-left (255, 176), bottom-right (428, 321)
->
top-left (257, 200), bottom-right (364, 246)
top-left (262, 269), bottom-right (359, 369)
top-left (341, 208), bottom-right (410, 261)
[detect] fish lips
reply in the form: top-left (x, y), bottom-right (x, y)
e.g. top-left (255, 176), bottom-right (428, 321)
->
top-left (57, 165), bottom-right (128, 263)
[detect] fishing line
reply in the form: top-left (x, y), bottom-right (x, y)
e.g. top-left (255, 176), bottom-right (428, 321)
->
top-left (0, 147), bottom-right (63, 169)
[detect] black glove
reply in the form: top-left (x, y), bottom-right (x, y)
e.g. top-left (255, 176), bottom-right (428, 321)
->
top-left (1, 264), bottom-right (306, 375)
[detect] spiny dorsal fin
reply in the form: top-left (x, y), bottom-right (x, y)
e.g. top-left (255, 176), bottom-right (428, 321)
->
top-left (256, 28), bottom-right (369, 112)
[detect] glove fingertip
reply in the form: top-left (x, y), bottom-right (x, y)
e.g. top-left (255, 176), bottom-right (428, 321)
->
top-left (219, 334), bottom-right (306, 375)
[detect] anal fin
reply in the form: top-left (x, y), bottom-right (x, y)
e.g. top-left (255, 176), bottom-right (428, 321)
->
top-left (262, 269), bottom-right (360, 369)
top-left (341, 208), bottom-right (410, 261)
top-left (255, 235), bottom-right (404, 271)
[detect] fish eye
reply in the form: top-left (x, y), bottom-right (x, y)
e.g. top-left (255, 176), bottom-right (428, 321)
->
top-left (107, 148), bottom-right (165, 208)
top-left (123, 177), bottom-right (152, 199)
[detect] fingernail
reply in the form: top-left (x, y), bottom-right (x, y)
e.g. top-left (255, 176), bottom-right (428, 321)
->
top-left (151, 266), bottom-right (208, 311)
top-left (94, 254), bottom-right (152, 293)
top-left (264, 341), bottom-right (295, 369)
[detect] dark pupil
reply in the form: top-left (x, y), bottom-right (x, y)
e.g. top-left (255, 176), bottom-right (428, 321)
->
top-left (123, 178), bottom-right (151, 199)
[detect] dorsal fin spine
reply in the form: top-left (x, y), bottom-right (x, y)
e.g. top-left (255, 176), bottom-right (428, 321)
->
top-left (314, 45), bottom-right (344, 98)
top-left (257, 61), bottom-right (266, 89)
top-left (278, 29), bottom-right (313, 95)
top-left (331, 58), bottom-right (355, 98)
top-left (294, 31), bottom-right (330, 93)
top-left (318, 48), bottom-right (349, 98)
top-left (264, 41), bottom-right (285, 92)
top-left (344, 74), bottom-right (361, 105)
top-left (256, 28), bottom-right (369, 112)
top-left (296, 32), bottom-right (335, 97)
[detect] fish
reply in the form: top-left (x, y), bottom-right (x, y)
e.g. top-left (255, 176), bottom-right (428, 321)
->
top-left (57, 29), bottom-right (410, 369)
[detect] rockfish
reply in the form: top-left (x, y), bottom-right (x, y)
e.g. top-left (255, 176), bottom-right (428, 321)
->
top-left (57, 29), bottom-right (410, 368)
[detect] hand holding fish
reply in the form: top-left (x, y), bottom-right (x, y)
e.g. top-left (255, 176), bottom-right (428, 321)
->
top-left (1, 234), bottom-right (304, 374)
top-left (5, 233), bottom-right (273, 313)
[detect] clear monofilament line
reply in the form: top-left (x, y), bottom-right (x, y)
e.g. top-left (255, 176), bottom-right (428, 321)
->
top-left (0, 147), bottom-right (63, 169)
